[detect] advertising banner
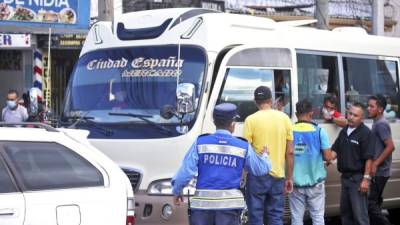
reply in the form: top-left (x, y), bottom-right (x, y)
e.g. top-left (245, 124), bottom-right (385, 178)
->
top-left (0, 0), bottom-right (78, 24)
top-left (0, 0), bottom-right (89, 32)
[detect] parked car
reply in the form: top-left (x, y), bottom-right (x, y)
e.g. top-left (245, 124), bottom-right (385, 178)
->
top-left (0, 122), bottom-right (135, 225)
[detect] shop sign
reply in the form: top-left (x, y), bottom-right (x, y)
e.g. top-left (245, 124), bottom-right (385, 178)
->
top-left (57, 34), bottom-right (85, 47)
top-left (0, 33), bottom-right (30, 48)
top-left (38, 33), bottom-right (85, 49)
top-left (0, 0), bottom-right (78, 24)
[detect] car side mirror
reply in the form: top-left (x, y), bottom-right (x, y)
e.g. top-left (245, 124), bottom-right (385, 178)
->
top-left (176, 83), bottom-right (195, 114)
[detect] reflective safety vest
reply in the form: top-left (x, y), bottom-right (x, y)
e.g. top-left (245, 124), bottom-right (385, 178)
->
top-left (191, 132), bottom-right (247, 210)
top-left (293, 121), bottom-right (327, 187)
top-left (190, 189), bottom-right (245, 209)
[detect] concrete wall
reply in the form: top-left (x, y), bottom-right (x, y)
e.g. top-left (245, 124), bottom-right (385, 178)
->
top-left (385, 0), bottom-right (400, 37)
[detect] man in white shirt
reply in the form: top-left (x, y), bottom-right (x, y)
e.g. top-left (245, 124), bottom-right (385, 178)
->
top-left (2, 90), bottom-right (28, 123)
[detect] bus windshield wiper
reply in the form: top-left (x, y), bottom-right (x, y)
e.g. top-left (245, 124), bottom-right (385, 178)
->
top-left (64, 116), bottom-right (114, 137)
top-left (108, 112), bottom-right (173, 135)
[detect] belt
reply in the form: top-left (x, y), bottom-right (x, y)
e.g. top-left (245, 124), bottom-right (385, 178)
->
top-left (190, 189), bottom-right (245, 209)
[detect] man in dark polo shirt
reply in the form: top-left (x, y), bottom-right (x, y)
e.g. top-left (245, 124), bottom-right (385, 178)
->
top-left (332, 102), bottom-right (374, 225)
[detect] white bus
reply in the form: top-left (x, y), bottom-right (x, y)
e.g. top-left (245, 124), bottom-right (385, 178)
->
top-left (61, 8), bottom-right (400, 224)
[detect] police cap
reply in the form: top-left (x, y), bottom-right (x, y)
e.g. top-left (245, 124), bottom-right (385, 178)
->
top-left (213, 103), bottom-right (239, 122)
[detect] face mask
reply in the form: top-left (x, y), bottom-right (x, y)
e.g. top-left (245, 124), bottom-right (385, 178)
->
top-left (6, 100), bottom-right (17, 109)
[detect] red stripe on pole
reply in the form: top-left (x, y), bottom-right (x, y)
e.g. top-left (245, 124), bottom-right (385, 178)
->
top-left (34, 66), bottom-right (42, 74)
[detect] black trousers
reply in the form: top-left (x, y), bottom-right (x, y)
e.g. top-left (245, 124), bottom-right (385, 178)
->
top-left (340, 175), bottom-right (370, 225)
top-left (368, 176), bottom-right (392, 225)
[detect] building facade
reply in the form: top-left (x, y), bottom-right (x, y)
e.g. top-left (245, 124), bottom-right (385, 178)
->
top-left (0, 1), bottom-right (90, 117)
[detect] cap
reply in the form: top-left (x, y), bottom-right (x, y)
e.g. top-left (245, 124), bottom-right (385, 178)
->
top-left (213, 103), bottom-right (239, 122)
top-left (254, 86), bottom-right (272, 100)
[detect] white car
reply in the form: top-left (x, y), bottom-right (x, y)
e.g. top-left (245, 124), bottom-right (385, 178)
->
top-left (0, 123), bottom-right (135, 225)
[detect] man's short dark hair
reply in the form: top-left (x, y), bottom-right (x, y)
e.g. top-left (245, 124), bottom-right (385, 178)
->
top-left (352, 101), bottom-right (366, 111)
top-left (369, 94), bottom-right (387, 110)
top-left (323, 95), bottom-right (338, 106)
top-left (7, 89), bottom-right (18, 96)
top-left (214, 119), bottom-right (233, 129)
top-left (296, 99), bottom-right (313, 115)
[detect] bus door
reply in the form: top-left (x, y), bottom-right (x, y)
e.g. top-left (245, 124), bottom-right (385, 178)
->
top-left (203, 46), bottom-right (295, 136)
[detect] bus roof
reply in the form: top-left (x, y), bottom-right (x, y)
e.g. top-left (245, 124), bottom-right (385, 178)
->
top-left (82, 8), bottom-right (400, 58)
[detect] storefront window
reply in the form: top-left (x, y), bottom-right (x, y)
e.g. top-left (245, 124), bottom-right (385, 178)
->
top-left (0, 50), bottom-right (21, 70)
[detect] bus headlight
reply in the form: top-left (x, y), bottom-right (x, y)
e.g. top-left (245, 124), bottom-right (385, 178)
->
top-left (147, 179), bottom-right (173, 195)
top-left (147, 178), bottom-right (197, 195)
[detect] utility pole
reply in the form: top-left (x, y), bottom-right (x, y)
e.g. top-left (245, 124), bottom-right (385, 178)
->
top-left (98, 0), bottom-right (114, 21)
top-left (315, 0), bottom-right (330, 30)
top-left (372, 0), bottom-right (384, 35)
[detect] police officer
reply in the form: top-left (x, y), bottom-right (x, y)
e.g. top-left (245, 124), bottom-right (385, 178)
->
top-left (172, 103), bottom-right (272, 225)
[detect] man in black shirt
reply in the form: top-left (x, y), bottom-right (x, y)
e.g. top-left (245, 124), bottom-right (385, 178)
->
top-left (332, 102), bottom-right (374, 225)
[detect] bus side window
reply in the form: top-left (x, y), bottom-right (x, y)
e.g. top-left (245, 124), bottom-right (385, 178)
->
top-left (217, 68), bottom-right (292, 121)
top-left (297, 53), bottom-right (340, 120)
top-left (274, 70), bottom-right (291, 115)
top-left (343, 58), bottom-right (399, 120)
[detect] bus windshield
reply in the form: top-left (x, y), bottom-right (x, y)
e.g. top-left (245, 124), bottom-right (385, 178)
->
top-left (63, 45), bottom-right (206, 128)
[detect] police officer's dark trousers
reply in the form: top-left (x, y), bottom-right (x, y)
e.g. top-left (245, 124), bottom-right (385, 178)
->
top-left (189, 209), bottom-right (241, 225)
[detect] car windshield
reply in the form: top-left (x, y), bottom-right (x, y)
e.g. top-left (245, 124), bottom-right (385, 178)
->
top-left (63, 45), bottom-right (206, 125)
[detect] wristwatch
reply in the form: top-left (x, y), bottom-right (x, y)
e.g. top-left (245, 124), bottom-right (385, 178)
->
top-left (363, 174), bottom-right (371, 181)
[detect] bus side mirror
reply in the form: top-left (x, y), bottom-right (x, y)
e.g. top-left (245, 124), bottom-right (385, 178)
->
top-left (176, 83), bottom-right (195, 114)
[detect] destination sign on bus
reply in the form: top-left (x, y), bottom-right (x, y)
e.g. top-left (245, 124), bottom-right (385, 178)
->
top-left (86, 56), bottom-right (184, 77)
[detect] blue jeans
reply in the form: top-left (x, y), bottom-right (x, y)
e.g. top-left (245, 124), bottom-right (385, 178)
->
top-left (289, 182), bottom-right (325, 225)
top-left (189, 209), bottom-right (241, 225)
top-left (341, 174), bottom-right (370, 225)
top-left (245, 173), bottom-right (285, 225)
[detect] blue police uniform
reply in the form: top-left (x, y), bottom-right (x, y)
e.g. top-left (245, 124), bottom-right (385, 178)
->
top-left (172, 103), bottom-right (272, 225)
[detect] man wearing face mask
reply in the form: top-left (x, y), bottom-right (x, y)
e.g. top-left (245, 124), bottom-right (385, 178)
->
top-left (2, 90), bottom-right (28, 123)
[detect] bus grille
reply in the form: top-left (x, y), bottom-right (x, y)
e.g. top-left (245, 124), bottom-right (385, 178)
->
top-left (122, 168), bottom-right (142, 193)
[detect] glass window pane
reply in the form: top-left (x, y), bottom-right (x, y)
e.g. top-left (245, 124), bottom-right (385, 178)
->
top-left (5, 142), bottom-right (104, 191)
top-left (274, 70), bottom-right (291, 115)
top-left (64, 45), bottom-right (206, 125)
top-left (227, 48), bottom-right (292, 68)
top-left (343, 57), bottom-right (399, 119)
top-left (218, 68), bottom-right (291, 121)
top-left (297, 54), bottom-right (340, 120)
top-left (0, 159), bottom-right (16, 193)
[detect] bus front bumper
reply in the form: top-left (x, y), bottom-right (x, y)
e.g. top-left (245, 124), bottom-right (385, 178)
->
top-left (134, 190), bottom-right (190, 225)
